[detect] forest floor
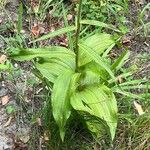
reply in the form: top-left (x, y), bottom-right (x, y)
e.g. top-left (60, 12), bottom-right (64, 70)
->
top-left (0, 0), bottom-right (150, 150)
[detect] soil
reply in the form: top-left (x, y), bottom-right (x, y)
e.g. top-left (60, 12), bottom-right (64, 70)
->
top-left (0, 95), bottom-right (16, 150)
top-left (0, 0), bottom-right (149, 149)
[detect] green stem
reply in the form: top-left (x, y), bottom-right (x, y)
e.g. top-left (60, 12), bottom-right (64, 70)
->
top-left (75, 0), bottom-right (83, 72)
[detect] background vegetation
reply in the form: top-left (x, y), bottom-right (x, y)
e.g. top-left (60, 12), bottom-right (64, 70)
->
top-left (0, 0), bottom-right (149, 149)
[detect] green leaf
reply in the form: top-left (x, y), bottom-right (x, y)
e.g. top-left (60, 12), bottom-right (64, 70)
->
top-left (0, 61), bottom-right (13, 71)
top-left (80, 69), bottom-right (100, 87)
top-left (0, 23), bottom-right (13, 32)
top-left (69, 73), bottom-right (81, 94)
top-left (79, 33), bottom-right (115, 66)
top-left (0, 64), bottom-right (9, 70)
top-left (111, 49), bottom-right (130, 71)
top-left (6, 105), bottom-right (16, 114)
top-left (52, 70), bottom-right (74, 141)
top-left (80, 61), bottom-right (109, 87)
top-left (31, 26), bottom-right (76, 43)
top-left (82, 60), bottom-right (111, 85)
top-left (35, 63), bottom-right (62, 83)
top-left (35, 59), bottom-right (74, 83)
top-left (11, 46), bottom-right (75, 61)
top-left (79, 43), bottom-right (115, 80)
top-left (80, 20), bottom-right (121, 32)
top-left (71, 85), bottom-right (118, 140)
top-left (42, 56), bottom-right (75, 70)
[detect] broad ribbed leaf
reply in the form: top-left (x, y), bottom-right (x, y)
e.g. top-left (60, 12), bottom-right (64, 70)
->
top-left (69, 73), bottom-right (81, 94)
top-left (80, 20), bottom-right (121, 32)
top-left (80, 69), bottom-right (100, 87)
top-left (52, 70), bottom-right (74, 141)
top-left (11, 46), bottom-right (75, 61)
top-left (81, 60), bottom-right (111, 86)
top-left (35, 57), bottom-right (75, 83)
top-left (79, 43), bottom-right (115, 80)
top-left (111, 49), bottom-right (130, 71)
top-left (36, 64), bottom-right (56, 82)
top-left (31, 26), bottom-right (76, 43)
top-left (43, 57), bottom-right (75, 70)
top-left (79, 33), bottom-right (115, 66)
top-left (71, 85), bottom-right (118, 140)
top-left (35, 63), bottom-right (65, 83)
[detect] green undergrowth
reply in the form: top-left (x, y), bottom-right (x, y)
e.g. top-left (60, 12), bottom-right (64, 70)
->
top-left (0, 0), bottom-right (150, 150)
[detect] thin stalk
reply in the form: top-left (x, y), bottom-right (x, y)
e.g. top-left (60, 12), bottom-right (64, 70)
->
top-left (75, 0), bottom-right (83, 72)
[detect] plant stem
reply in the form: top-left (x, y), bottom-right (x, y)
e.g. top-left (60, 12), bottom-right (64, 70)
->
top-left (75, 0), bottom-right (83, 72)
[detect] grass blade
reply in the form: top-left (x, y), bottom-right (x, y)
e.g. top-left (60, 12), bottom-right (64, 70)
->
top-left (17, 1), bottom-right (23, 34)
top-left (80, 19), bottom-right (121, 32)
top-left (62, 4), bottom-right (74, 51)
top-left (111, 49), bottom-right (130, 71)
top-left (118, 79), bottom-right (147, 86)
top-left (31, 26), bottom-right (76, 43)
top-left (113, 88), bottom-right (145, 100)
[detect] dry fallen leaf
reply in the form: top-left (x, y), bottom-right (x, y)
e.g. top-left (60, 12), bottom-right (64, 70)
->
top-left (20, 135), bottom-right (30, 143)
top-left (4, 116), bottom-right (13, 127)
top-left (31, 25), bottom-right (40, 37)
top-left (67, 14), bottom-right (73, 21)
top-left (14, 140), bottom-right (28, 149)
top-left (16, 128), bottom-right (30, 144)
top-left (1, 95), bottom-right (9, 105)
top-left (0, 54), bottom-right (7, 64)
top-left (135, 0), bottom-right (144, 5)
top-left (117, 75), bottom-right (123, 84)
top-left (122, 36), bottom-right (131, 47)
top-left (43, 130), bottom-right (50, 141)
top-left (134, 101), bottom-right (145, 115)
top-left (37, 118), bottom-right (42, 126)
